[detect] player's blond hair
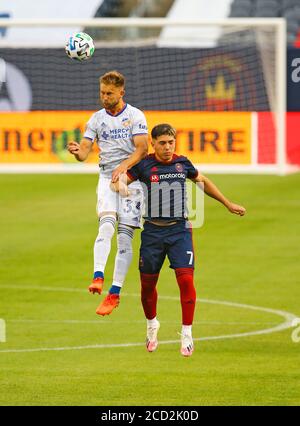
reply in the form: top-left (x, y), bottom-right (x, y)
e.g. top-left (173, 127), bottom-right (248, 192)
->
top-left (100, 71), bottom-right (125, 87)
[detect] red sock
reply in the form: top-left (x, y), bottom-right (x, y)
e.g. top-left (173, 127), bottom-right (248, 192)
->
top-left (175, 268), bottom-right (196, 326)
top-left (140, 273), bottom-right (159, 320)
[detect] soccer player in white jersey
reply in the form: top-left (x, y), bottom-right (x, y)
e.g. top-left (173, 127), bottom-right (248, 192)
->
top-left (67, 71), bottom-right (148, 315)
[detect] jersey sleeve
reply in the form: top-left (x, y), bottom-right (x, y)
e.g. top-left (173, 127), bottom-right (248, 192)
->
top-left (83, 113), bottom-right (97, 141)
top-left (127, 162), bottom-right (142, 181)
top-left (185, 158), bottom-right (199, 179)
top-left (132, 109), bottom-right (148, 136)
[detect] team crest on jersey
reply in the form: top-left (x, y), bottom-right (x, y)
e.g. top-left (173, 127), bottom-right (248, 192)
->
top-left (122, 117), bottom-right (131, 127)
top-left (175, 163), bottom-right (183, 172)
top-left (151, 166), bottom-right (158, 172)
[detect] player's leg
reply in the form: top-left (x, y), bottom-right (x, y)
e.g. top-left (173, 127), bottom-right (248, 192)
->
top-left (96, 223), bottom-right (134, 316)
top-left (89, 175), bottom-right (117, 295)
top-left (90, 212), bottom-right (116, 294)
top-left (175, 268), bottom-right (196, 357)
top-left (96, 181), bottom-right (142, 315)
top-left (167, 222), bottom-right (196, 356)
top-left (139, 223), bottom-right (166, 352)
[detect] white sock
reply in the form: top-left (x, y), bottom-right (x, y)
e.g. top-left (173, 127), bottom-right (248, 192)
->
top-left (182, 325), bottom-right (192, 336)
top-left (93, 215), bottom-right (116, 273)
top-left (111, 281), bottom-right (122, 288)
top-left (112, 224), bottom-right (134, 286)
top-left (147, 317), bottom-right (159, 327)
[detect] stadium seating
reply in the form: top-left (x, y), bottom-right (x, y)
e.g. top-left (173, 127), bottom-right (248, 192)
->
top-left (85, 0), bottom-right (175, 40)
top-left (229, 0), bottom-right (300, 45)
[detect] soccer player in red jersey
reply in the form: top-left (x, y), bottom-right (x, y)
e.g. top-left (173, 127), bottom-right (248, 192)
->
top-left (111, 123), bottom-right (246, 356)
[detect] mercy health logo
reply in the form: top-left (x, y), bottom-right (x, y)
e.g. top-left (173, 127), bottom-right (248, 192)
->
top-left (108, 127), bottom-right (130, 140)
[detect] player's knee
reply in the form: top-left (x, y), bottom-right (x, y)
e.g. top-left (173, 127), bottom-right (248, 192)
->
top-left (175, 268), bottom-right (196, 298)
top-left (140, 273), bottom-right (159, 291)
top-left (117, 225), bottom-right (134, 252)
top-left (98, 215), bottom-right (116, 240)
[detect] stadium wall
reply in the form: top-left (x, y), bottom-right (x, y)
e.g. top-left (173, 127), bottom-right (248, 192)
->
top-left (0, 111), bottom-right (299, 168)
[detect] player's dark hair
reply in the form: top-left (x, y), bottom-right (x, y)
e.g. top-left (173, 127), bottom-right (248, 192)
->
top-left (100, 70), bottom-right (125, 87)
top-left (151, 123), bottom-right (176, 139)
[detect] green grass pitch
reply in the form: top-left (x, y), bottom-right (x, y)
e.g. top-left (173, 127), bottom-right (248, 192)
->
top-left (0, 173), bottom-right (300, 406)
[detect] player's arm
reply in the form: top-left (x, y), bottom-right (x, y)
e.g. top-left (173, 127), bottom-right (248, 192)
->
top-left (194, 173), bottom-right (246, 216)
top-left (111, 134), bottom-right (148, 182)
top-left (110, 174), bottom-right (134, 197)
top-left (67, 138), bottom-right (93, 162)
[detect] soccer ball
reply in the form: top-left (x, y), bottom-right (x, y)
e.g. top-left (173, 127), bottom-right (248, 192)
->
top-left (65, 32), bottom-right (95, 61)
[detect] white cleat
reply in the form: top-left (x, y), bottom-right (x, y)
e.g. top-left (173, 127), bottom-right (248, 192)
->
top-left (180, 333), bottom-right (194, 357)
top-left (146, 321), bottom-right (160, 352)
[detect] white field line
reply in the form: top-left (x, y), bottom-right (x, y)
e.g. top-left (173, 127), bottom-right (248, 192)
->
top-left (0, 285), bottom-right (297, 354)
top-left (7, 319), bottom-right (279, 325)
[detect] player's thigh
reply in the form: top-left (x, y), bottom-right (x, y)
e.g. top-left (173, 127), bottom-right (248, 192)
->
top-left (96, 175), bottom-right (118, 217)
top-left (118, 180), bottom-right (144, 229)
top-left (167, 226), bottom-right (195, 269)
top-left (139, 225), bottom-right (166, 274)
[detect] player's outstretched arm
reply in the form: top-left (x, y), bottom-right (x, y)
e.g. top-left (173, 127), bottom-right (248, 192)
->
top-left (111, 135), bottom-right (148, 182)
top-left (194, 173), bottom-right (246, 216)
top-left (67, 138), bottom-right (93, 162)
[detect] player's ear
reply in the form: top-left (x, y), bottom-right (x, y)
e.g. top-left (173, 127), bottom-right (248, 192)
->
top-left (120, 88), bottom-right (125, 97)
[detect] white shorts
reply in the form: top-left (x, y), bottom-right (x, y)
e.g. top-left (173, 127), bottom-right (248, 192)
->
top-left (96, 174), bottom-right (144, 228)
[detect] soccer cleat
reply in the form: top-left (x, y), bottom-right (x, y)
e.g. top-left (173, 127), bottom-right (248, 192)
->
top-left (146, 321), bottom-right (160, 352)
top-left (180, 333), bottom-right (194, 357)
top-left (88, 277), bottom-right (104, 295)
top-left (96, 293), bottom-right (120, 316)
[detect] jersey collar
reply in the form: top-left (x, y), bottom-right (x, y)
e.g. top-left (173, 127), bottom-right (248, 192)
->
top-left (151, 153), bottom-right (179, 164)
top-left (105, 103), bottom-right (127, 117)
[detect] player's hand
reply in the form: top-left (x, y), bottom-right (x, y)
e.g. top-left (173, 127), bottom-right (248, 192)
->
top-left (111, 163), bottom-right (128, 183)
top-left (67, 141), bottom-right (80, 155)
top-left (110, 177), bottom-right (130, 197)
top-left (227, 202), bottom-right (246, 216)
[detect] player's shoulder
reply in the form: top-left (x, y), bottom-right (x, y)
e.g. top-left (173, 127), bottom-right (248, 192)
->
top-left (92, 108), bottom-right (106, 117)
top-left (137, 154), bottom-right (157, 168)
top-left (88, 108), bottom-right (105, 121)
top-left (126, 103), bottom-right (145, 117)
top-left (172, 154), bottom-right (192, 164)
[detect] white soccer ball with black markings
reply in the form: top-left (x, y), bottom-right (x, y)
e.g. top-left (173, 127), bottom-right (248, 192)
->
top-left (65, 32), bottom-right (95, 61)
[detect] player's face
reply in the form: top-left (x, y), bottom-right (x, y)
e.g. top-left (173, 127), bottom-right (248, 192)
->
top-left (100, 83), bottom-right (125, 111)
top-left (152, 135), bottom-right (176, 162)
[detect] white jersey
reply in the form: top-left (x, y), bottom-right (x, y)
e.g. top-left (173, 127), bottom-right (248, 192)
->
top-left (84, 103), bottom-right (148, 177)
